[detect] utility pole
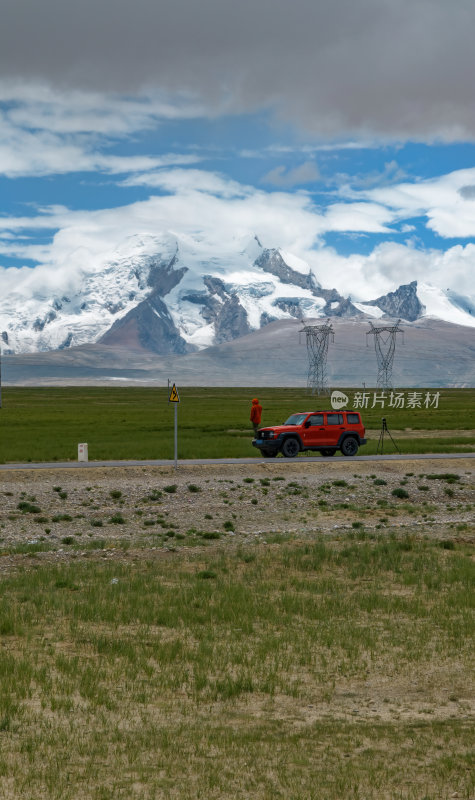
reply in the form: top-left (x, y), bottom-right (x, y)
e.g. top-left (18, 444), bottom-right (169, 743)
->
top-left (299, 319), bottom-right (334, 395)
top-left (366, 319), bottom-right (403, 389)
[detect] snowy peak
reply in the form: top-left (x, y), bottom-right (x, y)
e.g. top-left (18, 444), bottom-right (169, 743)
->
top-left (368, 281), bottom-right (425, 322)
top-left (1, 234), bottom-right (475, 355)
top-left (357, 281), bottom-right (475, 327)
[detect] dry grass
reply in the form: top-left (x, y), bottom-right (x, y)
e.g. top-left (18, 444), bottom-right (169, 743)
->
top-left (0, 461), bottom-right (473, 798)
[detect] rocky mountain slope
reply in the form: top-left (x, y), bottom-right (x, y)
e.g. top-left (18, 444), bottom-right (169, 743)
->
top-left (1, 233), bottom-right (474, 357)
top-left (4, 317), bottom-right (475, 388)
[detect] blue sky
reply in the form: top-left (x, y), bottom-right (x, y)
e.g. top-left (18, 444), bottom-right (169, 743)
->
top-left (1, 0), bottom-right (475, 304)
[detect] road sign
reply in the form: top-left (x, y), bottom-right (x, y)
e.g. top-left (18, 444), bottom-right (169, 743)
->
top-left (169, 383), bottom-right (180, 403)
top-left (168, 381), bottom-right (180, 469)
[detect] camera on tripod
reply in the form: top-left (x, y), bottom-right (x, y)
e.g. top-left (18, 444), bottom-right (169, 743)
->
top-left (377, 417), bottom-right (399, 454)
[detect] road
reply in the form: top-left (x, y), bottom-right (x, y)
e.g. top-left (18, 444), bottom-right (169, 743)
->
top-left (0, 453), bottom-right (473, 471)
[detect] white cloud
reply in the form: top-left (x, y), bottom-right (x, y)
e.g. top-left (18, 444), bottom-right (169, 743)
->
top-left (322, 202), bottom-right (394, 234)
top-left (122, 168), bottom-right (251, 198)
top-left (0, 82), bottom-right (203, 133)
top-left (366, 167), bottom-right (475, 238)
top-left (0, 82), bottom-right (204, 178)
top-left (1, 167), bottom-right (474, 308)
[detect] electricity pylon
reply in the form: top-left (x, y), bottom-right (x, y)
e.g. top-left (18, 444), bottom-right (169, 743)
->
top-left (366, 319), bottom-right (403, 388)
top-left (300, 319), bottom-right (334, 394)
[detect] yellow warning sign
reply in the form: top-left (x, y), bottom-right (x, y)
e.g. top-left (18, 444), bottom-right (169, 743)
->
top-left (169, 383), bottom-right (180, 403)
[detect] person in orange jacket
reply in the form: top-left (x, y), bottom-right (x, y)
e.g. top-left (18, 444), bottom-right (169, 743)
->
top-left (250, 397), bottom-right (263, 437)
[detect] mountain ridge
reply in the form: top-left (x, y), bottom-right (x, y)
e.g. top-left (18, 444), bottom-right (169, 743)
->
top-left (0, 233), bottom-right (474, 357)
top-left (3, 317), bottom-right (474, 388)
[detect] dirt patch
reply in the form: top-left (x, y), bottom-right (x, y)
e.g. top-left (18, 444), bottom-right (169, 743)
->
top-left (0, 458), bottom-right (473, 572)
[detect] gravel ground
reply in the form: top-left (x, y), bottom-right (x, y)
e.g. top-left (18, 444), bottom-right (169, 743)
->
top-left (0, 458), bottom-right (473, 574)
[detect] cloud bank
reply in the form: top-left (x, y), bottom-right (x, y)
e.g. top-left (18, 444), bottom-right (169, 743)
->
top-left (2, 0), bottom-right (475, 140)
top-left (1, 166), bottom-right (474, 305)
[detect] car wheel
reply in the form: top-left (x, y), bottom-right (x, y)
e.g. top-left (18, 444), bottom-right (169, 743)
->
top-left (281, 438), bottom-right (299, 458)
top-left (320, 449), bottom-right (335, 457)
top-left (341, 437), bottom-right (359, 457)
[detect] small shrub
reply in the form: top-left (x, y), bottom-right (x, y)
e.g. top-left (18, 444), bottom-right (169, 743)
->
top-left (109, 514), bottom-right (125, 524)
top-left (201, 531), bottom-right (221, 539)
top-left (187, 484), bottom-right (201, 493)
top-left (90, 519), bottom-right (103, 527)
top-left (58, 491), bottom-right (68, 500)
top-left (143, 519), bottom-right (156, 527)
top-left (418, 485), bottom-right (429, 491)
top-left (204, 513), bottom-right (213, 519)
top-left (373, 479), bottom-right (387, 486)
top-left (426, 473), bottom-right (460, 483)
top-left (223, 521), bottom-right (235, 532)
top-left (110, 490), bottom-right (122, 500)
top-left (53, 487), bottom-right (62, 493)
top-left (392, 488), bottom-right (409, 499)
top-left (198, 570), bottom-right (217, 580)
top-left (251, 498), bottom-right (258, 505)
top-left (61, 536), bottom-right (74, 545)
top-left (333, 480), bottom-right (348, 487)
top-left (259, 478), bottom-right (270, 486)
top-left (440, 540), bottom-right (455, 550)
top-left (352, 521), bottom-right (364, 529)
top-left (52, 514), bottom-right (73, 522)
top-left (164, 485), bottom-right (177, 494)
top-left (17, 502), bottom-right (41, 514)
top-left (243, 478), bottom-right (254, 483)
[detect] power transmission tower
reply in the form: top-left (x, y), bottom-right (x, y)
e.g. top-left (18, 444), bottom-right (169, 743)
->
top-left (299, 319), bottom-right (334, 394)
top-left (366, 319), bottom-right (403, 388)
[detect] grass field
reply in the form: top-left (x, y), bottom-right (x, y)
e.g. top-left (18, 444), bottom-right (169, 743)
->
top-left (0, 387), bottom-right (474, 463)
top-left (0, 533), bottom-right (473, 799)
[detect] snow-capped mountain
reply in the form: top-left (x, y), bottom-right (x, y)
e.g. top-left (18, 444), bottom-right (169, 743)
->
top-left (1, 233), bottom-right (474, 355)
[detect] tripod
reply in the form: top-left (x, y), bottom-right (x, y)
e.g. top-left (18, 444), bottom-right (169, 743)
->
top-left (377, 417), bottom-right (400, 455)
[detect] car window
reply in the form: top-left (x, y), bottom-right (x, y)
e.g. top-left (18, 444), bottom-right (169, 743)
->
top-left (284, 413), bottom-right (308, 426)
top-left (346, 413), bottom-right (360, 424)
top-left (307, 414), bottom-right (324, 426)
top-left (326, 413), bottom-right (343, 425)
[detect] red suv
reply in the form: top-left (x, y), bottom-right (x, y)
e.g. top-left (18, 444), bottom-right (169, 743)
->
top-left (253, 410), bottom-right (366, 458)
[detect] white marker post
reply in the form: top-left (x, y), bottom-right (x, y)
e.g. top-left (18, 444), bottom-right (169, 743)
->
top-left (168, 382), bottom-right (180, 469)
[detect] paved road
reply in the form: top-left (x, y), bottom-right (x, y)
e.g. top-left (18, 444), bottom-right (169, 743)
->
top-left (0, 453), bottom-right (473, 471)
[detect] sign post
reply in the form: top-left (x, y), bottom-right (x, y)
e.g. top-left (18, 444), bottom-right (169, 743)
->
top-left (168, 382), bottom-right (180, 469)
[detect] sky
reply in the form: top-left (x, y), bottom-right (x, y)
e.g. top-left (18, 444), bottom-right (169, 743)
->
top-left (1, 0), bottom-right (475, 304)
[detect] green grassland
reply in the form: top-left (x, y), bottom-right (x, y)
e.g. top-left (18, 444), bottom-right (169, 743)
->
top-left (0, 386), bottom-right (474, 462)
top-left (0, 534), bottom-right (473, 799)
